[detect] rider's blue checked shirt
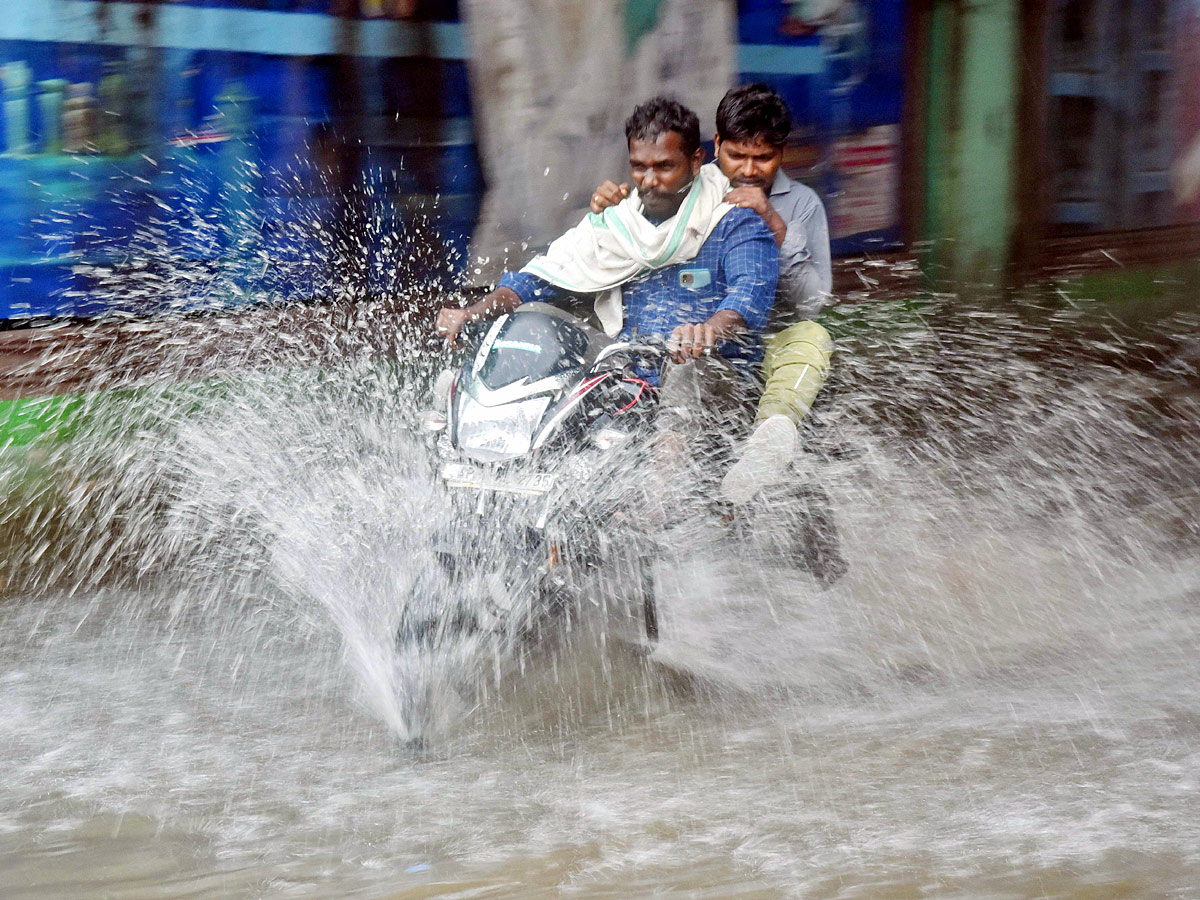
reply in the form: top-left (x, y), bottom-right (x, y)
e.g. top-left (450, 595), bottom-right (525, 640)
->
top-left (498, 207), bottom-right (780, 373)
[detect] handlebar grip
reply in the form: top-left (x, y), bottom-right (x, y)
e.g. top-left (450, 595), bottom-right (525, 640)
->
top-left (459, 317), bottom-right (491, 344)
top-left (621, 336), bottom-right (668, 359)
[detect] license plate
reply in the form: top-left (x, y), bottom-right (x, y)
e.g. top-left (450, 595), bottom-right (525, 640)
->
top-left (440, 463), bottom-right (558, 496)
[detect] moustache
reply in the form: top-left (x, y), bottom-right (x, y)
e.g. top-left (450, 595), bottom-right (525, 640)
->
top-left (642, 179), bottom-right (695, 203)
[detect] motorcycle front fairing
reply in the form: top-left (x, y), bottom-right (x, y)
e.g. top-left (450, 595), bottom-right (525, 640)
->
top-left (445, 303), bottom-right (623, 469)
top-left (404, 303), bottom-right (663, 656)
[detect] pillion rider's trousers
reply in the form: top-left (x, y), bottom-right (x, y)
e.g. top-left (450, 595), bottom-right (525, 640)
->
top-left (756, 320), bottom-right (834, 426)
top-left (651, 342), bottom-right (846, 586)
top-left (652, 319), bottom-right (836, 443)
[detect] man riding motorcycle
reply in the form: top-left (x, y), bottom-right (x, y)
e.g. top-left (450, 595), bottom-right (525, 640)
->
top-left (435, 96), bottom-right (779, 451)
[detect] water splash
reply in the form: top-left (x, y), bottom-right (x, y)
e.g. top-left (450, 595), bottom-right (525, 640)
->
top-left (6, 284), bottom-right (1196, 729)
top-left (4, 241), bottom-right (1200, 895)
top-left (5, 147), bottom-right (1200, 745)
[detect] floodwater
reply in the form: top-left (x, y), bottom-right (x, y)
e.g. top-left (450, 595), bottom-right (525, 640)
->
top-left (2, 285), bottom-right (1199, 899)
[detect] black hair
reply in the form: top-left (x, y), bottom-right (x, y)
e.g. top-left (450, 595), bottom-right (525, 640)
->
top-left (715, 83), bottom-right (792, 148)
top-left (624, 96), bottom-right (701, 158)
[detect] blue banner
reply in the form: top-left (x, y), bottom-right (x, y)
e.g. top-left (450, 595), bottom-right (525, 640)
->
top-left (2, 0), bottom-right (908, 320)
top-left (738, 0), bottom-right (907, 256)
top-left (1, 0), bottom-right (475, 319)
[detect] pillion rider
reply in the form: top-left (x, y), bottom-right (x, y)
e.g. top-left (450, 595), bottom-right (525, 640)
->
top-left (590, 84), bottom-right (835, 506)
top-left (435, 96), bottom-right (778, 427)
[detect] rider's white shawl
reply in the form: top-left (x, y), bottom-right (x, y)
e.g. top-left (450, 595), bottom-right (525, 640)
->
top-left (519, 163), bottom-right (733, 336)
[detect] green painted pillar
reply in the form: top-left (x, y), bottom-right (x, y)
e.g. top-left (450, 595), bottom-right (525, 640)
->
top-left (922, 0), bottom-right (1020, 284)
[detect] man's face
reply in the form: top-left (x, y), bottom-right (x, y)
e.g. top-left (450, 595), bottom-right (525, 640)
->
top-left (714, 136), bottom-right (784, 191)
top-left (628, 131), bottom-right (704, 219)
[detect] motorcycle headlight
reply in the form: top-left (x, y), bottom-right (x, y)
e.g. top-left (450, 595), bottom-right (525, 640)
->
top-left (454, 395), bottom-right (552, 462)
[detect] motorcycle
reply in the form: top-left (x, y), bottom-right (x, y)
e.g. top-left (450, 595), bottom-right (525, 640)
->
top-left (399, 302), bottom-right (667, 663)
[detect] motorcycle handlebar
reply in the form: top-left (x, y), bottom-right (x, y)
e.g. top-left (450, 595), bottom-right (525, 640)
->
top-left (621, 338), bottom-right (669, 358)
top-left (458, 316), bottom-right (491, 344)
top-left (603, 335), bottom-right (720, 364)
top-left (590, 338), bottom-right (668, 371)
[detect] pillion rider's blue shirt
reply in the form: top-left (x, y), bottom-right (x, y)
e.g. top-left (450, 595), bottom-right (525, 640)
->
top-left (497, 207), bottom-right (779, 373)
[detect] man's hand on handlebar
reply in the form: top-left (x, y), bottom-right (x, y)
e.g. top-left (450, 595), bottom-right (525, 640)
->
top-left (435, 307), bottom-right (472, 346)
top-left (667, 322), bottom-right (719, 362)
top-left (434, 286), bottom-right (523, 348)
top-left (665, 310), bottom-right (746, 363)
